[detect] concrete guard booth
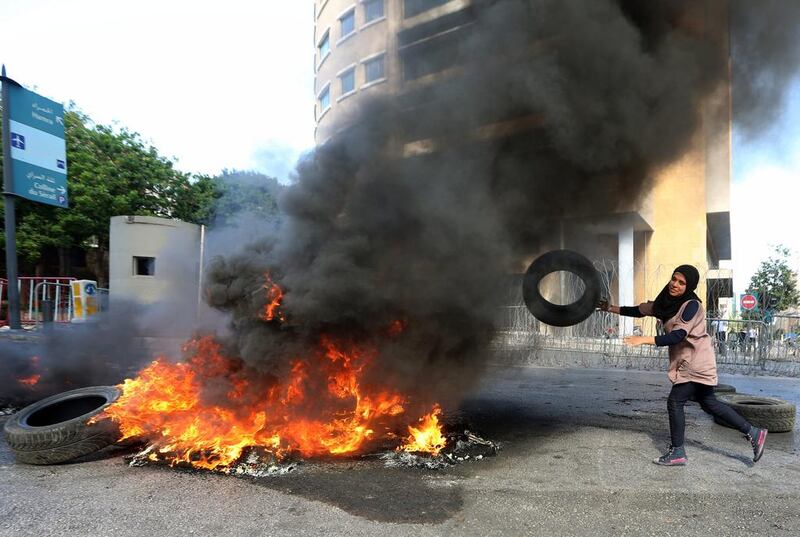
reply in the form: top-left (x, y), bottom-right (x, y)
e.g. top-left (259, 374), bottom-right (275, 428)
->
top-left (109, 216), bottom-right (204, 330)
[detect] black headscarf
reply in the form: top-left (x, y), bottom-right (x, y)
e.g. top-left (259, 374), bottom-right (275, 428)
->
top-left (651, 264), bottom-right (701, 322)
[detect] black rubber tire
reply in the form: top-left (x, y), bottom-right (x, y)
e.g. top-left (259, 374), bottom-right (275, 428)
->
top-left (522, 249), bottom-right (602, 327)
top-left (714, 383), bottom-right (736, 394)
top-left (713, 393), bottom-right (796, 433)
top-left (3, 386), bottom-right (122, 465)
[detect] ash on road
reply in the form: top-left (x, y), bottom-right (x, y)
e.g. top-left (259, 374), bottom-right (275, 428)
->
top-left (2, 366), bottom-right (798, 537)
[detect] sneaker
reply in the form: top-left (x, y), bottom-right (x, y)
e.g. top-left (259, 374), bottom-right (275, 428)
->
top-left (746, 427), bottom-right (767, 462)
top-left (653, 445), bottom-right (688, 466)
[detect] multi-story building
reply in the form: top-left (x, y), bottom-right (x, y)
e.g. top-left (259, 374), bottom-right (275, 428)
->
top-left (312, 0), bottom-right (733, 335)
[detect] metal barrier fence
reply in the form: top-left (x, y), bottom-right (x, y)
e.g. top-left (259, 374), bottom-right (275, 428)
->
top-left (0, 277), bottom-right (76, 326)
top-left (494, 306), bottom-right (800, 375)
top-left (493, 262), bottom-right (800, 376)
top-left (32, 281), bottom-right (73, 326)
top-left (31, 284), bottom-right (109, 326)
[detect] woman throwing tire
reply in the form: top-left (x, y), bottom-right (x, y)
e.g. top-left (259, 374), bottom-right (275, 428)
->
top-left (599, 265), bottom-right (767, 466)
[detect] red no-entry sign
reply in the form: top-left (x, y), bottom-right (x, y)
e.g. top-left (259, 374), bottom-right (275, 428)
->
top-left (741, 294), bottom-right (758, 311)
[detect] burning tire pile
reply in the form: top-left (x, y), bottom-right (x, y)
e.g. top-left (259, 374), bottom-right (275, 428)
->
top-left (3, 370), bottom-right (501, 471)
top-left (3, 383), bottom-right (500, 473)
top-left (2, 332), bottom-right (502, 471)
top-left (381, 430), bottom-right (500, 470)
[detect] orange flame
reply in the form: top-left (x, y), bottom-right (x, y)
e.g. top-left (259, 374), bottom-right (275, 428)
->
top-left (17, 356), bottom-right (42, 387)
top-left (261, 272), bottom-right (285, 322)
top-left (101, 335), bottom-right (431, 470)
top-left (399, 405), bottom-right (446, 456)
top-left (17, 374), bottom-right (41, 387)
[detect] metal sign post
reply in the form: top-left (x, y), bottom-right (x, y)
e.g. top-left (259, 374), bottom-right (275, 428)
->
top-left (2, 66), bottom-right (69, 329)
top-left (2, 65), bottom-right (21, 328)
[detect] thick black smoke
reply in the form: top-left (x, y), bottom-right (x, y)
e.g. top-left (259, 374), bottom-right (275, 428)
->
top-left (0, 302), bottom-right (152, 407)
top-left (202, 0), bottom-right (800, 407)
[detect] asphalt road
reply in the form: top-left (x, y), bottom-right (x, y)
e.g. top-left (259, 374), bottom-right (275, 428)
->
top-left (2, 366), bottom-right (799, 537)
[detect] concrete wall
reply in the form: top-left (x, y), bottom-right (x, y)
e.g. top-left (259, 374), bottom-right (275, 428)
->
top-left (109, 216), bottom-right (203, 311)
top-left (645, 137), bottom-right (710, 299)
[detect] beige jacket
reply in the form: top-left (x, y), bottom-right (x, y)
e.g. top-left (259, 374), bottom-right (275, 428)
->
top-left (639, 300), bottom-right (718, 386)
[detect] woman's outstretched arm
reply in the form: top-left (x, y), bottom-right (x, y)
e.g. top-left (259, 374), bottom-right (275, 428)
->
top-left (597, 299), bottom-right (644, 317)
top-left (624, 301), bottom-right (698, 347)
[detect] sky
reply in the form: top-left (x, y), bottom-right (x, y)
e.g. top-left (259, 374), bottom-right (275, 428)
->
top-left (0, 0), bottom-right (316, 180)
top-left (731, 78), bottom-right (800, 296)
top-left (1, 0), bottom-right (798, 293)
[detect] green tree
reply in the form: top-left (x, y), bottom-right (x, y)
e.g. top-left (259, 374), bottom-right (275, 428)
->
top-left (1, 103), bottom-right (218, 284)
top-left (172, 174), bottom-right (220, 226)
top-left (746, 245), bottom-right (800, 314)
top-left (209, 170), bottom-right (282, 227)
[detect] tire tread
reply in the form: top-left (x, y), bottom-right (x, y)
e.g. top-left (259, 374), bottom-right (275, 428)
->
top-left (715, 393), bottom-right (796, 433)
top-left (3, 386), bottom-right (121, 465)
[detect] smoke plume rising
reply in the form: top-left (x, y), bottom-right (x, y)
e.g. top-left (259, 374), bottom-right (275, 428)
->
top-left (731, 0), bottom-right (800, 137)
top-left (202, 0), bottom-right (800, 407)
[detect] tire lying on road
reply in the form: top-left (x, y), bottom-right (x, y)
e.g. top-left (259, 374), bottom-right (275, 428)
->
top-left (3, 386), bottom-right (122, 465)
top-left (713, 393), bottom-right (796, 433)
top-left (522, 249), bottom-right (602, 327)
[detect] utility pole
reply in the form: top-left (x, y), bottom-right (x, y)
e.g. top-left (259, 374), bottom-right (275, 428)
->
top-left (1, 64), bottom-right (22, 329)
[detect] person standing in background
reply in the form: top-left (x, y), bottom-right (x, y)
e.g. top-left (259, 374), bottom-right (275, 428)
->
top-left (711, 314), bottom-right (728, 357)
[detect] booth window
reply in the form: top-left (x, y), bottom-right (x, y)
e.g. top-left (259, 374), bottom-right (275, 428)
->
top-left (134, 256), bottom-right (156, 276)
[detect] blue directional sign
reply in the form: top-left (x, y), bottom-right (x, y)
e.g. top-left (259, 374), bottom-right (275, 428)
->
top-left (5, 84), bottom-right (68, 207)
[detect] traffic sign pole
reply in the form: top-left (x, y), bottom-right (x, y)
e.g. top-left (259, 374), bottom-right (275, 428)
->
top-left (1, 65), bottom-right (22, 329)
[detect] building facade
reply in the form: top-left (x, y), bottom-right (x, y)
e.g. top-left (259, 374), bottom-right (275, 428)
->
top-left (313, 0), bottom-right (733, 335)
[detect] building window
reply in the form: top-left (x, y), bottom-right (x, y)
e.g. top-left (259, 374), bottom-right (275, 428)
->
top-left (363, 54), bottom-right (385, 84)
top-left (339, 67), bottom-right (356, 96)
top-left (364, 0), bottom-right (384, 23)
top-left (133, 256), bottom-right (156, 276)
top-left (340, 8), bottom-right (356, 39)
top-left (318, 85), bottom-right (331, 113)
top-left (318, 30), bottom-right (331, 63)
top-left (404, 0), bottom-right (449, 19)
top-left (402, 31), bottom-right (458, 81)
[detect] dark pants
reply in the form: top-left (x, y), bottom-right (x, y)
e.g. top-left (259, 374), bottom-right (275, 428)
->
top-left (667, 382), bottom-right (751, 447)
